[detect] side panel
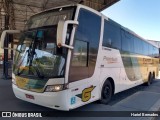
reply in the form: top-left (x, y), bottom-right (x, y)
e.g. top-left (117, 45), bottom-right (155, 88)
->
top-left (99, 47), bottom-right (159, 94)
top-left (98, 47), bottom-right (143, 94)
top-left (68, 7), bottom-right (102, 109)
top-left (121, 52), bottom-right (159, 83)
top-left (100, 15), bottom-right (159, 94)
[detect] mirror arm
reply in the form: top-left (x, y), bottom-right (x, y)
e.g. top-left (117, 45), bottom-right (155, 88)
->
top-left (62, 21), bottom-right (78, 46)
top-left (57, 20), bottom-right (78, 49)
top-left (62, 44), bottom-right (74, 49)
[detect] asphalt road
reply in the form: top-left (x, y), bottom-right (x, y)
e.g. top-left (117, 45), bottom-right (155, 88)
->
top-left (0, 79), bottom-right (150, 111)
top-left (0, 79), bottom-right (160, 120)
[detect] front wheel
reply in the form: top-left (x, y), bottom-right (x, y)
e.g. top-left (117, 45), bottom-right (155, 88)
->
top-left (100, 80), bottom-right (113, 104)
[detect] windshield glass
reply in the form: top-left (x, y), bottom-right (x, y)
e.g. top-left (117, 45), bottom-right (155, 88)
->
top-left (13, 6), bottom-right (75, 79)
top-left (13, 27), bottom-right (67, 78)
top-left (26, 7), bottom-right (75, 29)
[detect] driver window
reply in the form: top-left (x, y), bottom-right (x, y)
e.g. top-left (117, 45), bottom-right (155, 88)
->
top-left (71, 40), bottom-right (88, 67)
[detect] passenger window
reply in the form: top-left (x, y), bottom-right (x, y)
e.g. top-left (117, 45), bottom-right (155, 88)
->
top-left (143, 41), bottom-right (149, 55)
top-left (134, 37), bottom-right (143, 54)
top-left (103, 20), bottom-right (121, 49)
top-left (122, 30), bottom-right (134, 53)
top-left (148, 45), bottom-right (153, 57)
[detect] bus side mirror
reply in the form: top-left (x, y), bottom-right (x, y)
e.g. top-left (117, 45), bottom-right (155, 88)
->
top-left (57, 20), bottom-right (78, 49)
top-left (0, 30), bottom-right (20, 50)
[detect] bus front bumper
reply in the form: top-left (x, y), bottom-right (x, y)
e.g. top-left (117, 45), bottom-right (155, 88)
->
top-left (12, 84), bottom-right (69, 111)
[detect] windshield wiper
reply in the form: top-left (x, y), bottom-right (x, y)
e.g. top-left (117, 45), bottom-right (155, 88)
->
top-left (28, 50), bottom-right (44, 79)
top-left (16, 49), bottom-right (28, 76)
top-left (33, 65), bottom-right (44, 79)
top-left (17, 43), bottom-right (44, 79)
top-left (27, 37), bottom-right (44, 78)
top-left (17, 51), bottom-right (44, 79)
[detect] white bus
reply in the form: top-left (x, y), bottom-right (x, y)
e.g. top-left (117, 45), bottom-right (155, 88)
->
top-left (1, 4), bottom-right (159, 111)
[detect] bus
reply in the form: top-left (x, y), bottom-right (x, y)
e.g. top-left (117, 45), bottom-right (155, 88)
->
top-left (1, 4), bottom-right (159, 111)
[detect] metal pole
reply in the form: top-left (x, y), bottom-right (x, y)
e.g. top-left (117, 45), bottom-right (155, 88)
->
top-left (2, 15), bottom-right (11, 79)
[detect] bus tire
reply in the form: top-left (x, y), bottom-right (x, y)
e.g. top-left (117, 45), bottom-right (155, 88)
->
top-left (152, 72), bottom-right (155, 80)
top-left (146, 73), bottom-right (152, 86)
top-left (100, 80), bottom-right (113, 104)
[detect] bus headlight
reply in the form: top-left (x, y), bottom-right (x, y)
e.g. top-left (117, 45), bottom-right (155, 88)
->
top-left (45, 85), bottom-right (64, 92)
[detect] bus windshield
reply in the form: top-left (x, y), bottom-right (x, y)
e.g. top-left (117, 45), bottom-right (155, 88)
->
top-left (13, 6), bottom-right (75, 79)
top-left (13, 27), bottom-right (66, 78)
top-left (26, 6), bottom-right (75, 30)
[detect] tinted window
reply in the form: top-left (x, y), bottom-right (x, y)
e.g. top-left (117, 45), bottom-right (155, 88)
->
top-left (134, 37), bottom-right (143, 54)
top-left (72, 40), bottom-right (88, 67)
top-left (143, 41), bottom-right (149, 55)
top-left (69, 8), bottom-right (101, 82)
top-left (148, 45), bottom-right (153, 57)
top-left (120, 28), bottom-right (158, 57)
top-left (153, 46), bottom-right (159, 58)
top-left (27, 7), bottom-right (75, 29)
top-left (122, 30), bottom-right (134, 52)
top-left (103, 20), bottom-right (121, 49)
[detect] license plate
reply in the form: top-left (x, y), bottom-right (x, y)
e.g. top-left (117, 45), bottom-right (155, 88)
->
top-left (25, 94), bottom-right (35, 100)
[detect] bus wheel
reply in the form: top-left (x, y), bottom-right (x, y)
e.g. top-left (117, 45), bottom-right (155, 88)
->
top-left (152, 72), bottom-right (155, 80)
top-left (146, 73), bottom-right (152, 86)
top-left (100, 80), bottom-right (112, 104)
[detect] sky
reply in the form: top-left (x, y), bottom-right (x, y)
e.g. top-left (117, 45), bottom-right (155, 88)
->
top-left (102, 0), bottom-right (160, 41)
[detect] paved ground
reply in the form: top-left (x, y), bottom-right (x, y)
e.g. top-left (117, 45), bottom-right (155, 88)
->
top-left (0, 77), bottom-right (160, 120)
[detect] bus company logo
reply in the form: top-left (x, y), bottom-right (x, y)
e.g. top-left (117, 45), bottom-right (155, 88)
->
top-left (103, 56), bottom-right (118, 64)
top-left (143, 58), bottom-right (153, 64)
top-left (76, 86), bottom-right (95, 102)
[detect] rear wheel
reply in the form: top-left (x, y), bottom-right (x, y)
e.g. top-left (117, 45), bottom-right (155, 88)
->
top-left (146, 73), bottom-right (152, 86)
top-left (100, 80), bottom-right (113, 104)
top-left (152, 72), bottom-right (155, 80)
top-left (150, 72), bottom-right (155, 84)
